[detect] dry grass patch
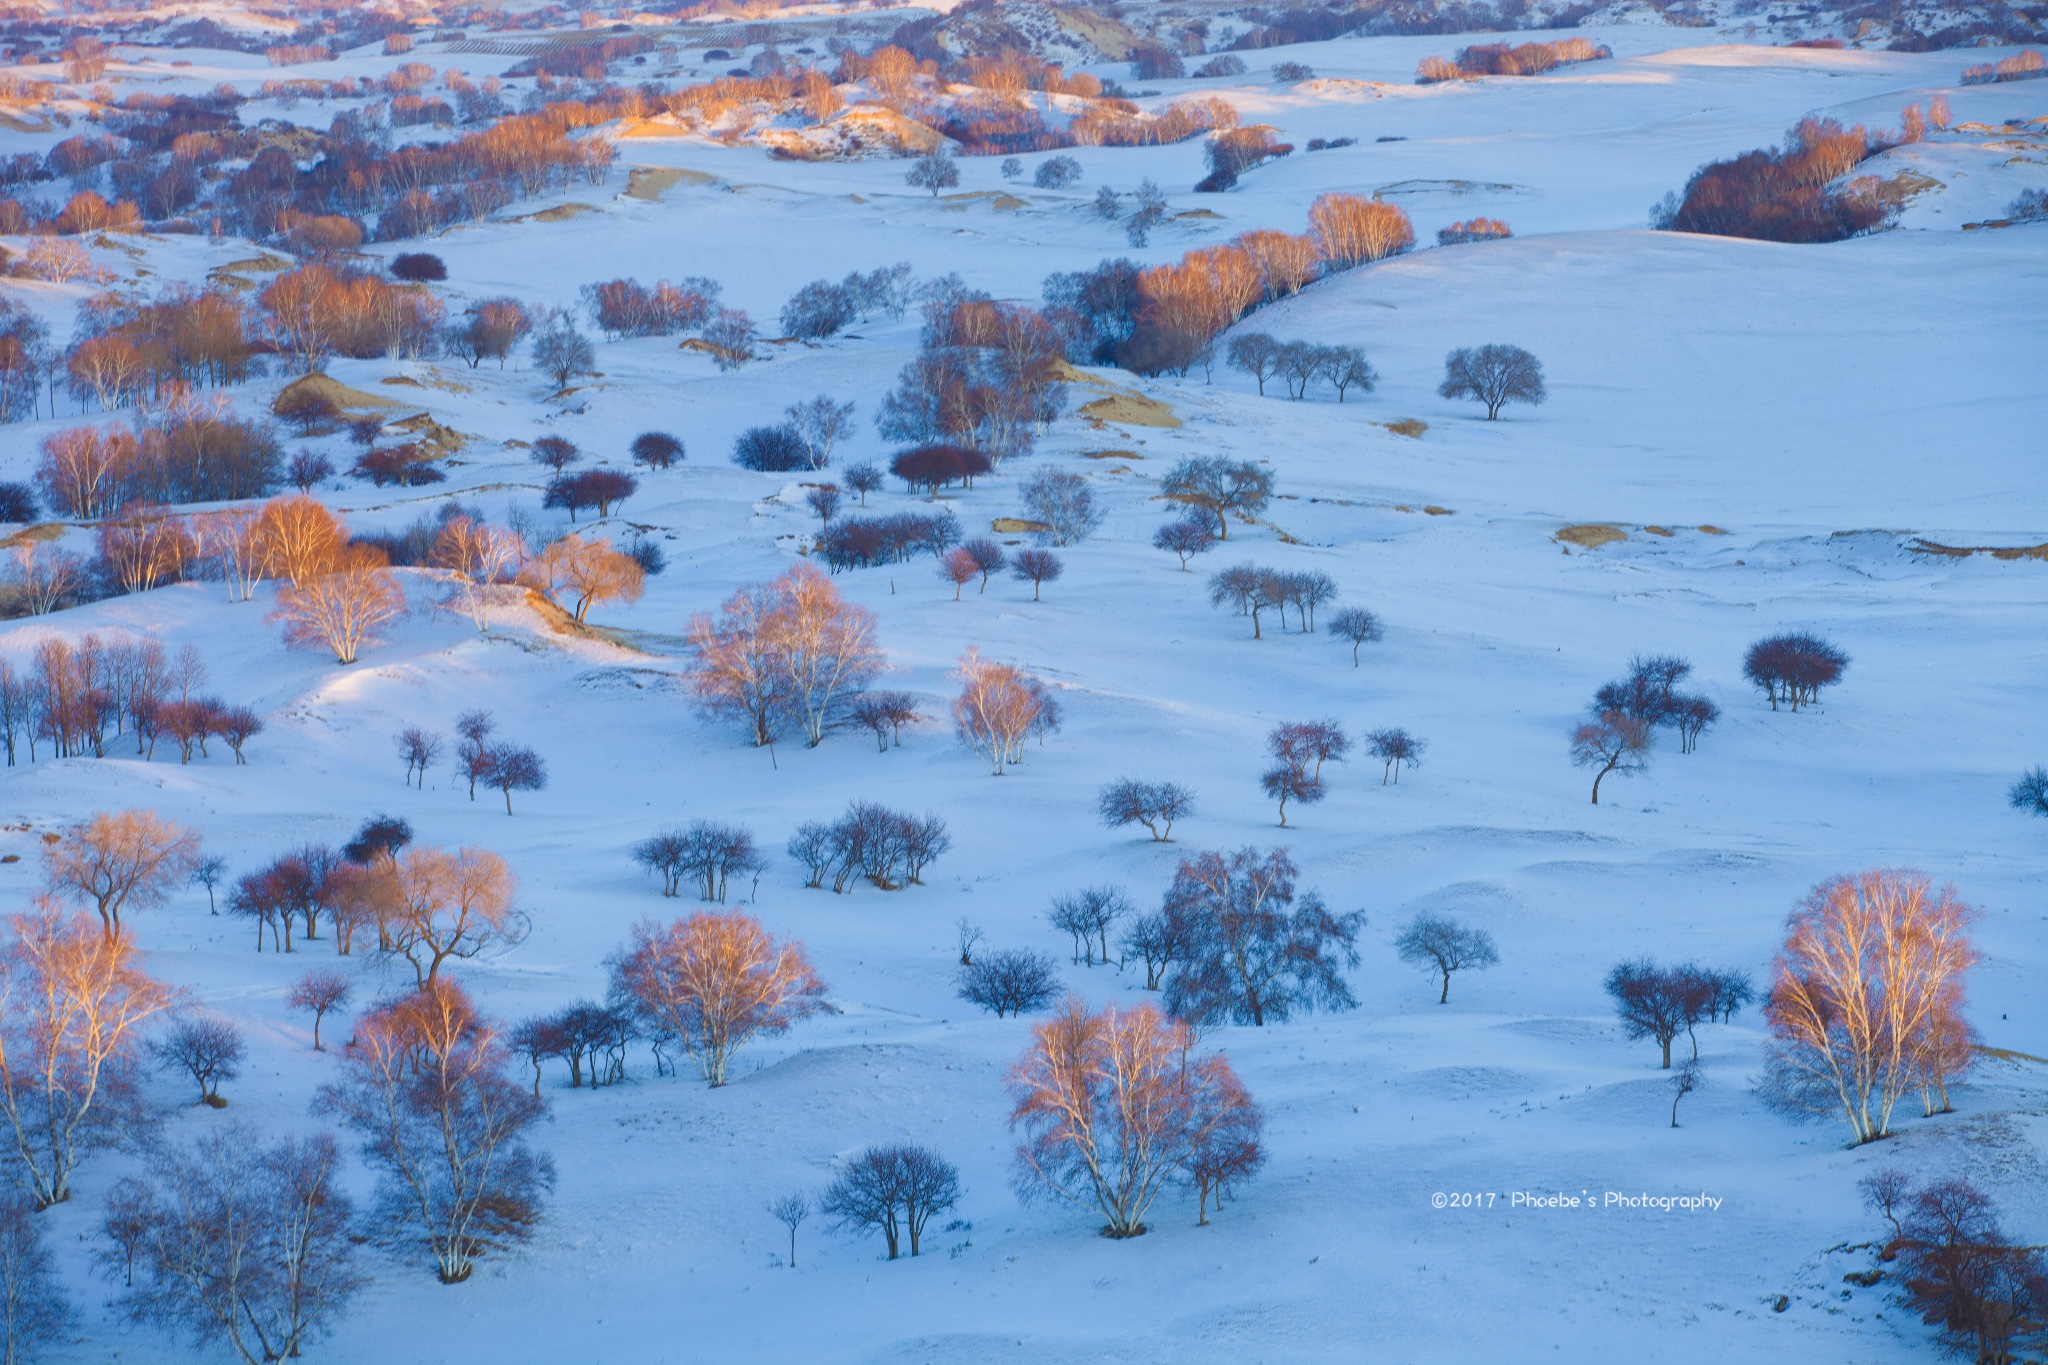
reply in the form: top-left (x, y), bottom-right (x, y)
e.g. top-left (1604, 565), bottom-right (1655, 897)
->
top-left (1381, 418), bottom-right (1427, 438)
top-left (1079, 393), bottom-right (1180, 428)
top-left (992, 517), bottom-right (1052, 534)
top-left (1557, 524), bottom-right (1627, 548)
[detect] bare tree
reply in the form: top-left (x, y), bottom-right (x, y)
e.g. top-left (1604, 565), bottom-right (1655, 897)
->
top-left (101, 1127), bottom-right (360, 1365)
top-left (1049, 886), bottom-right (1131, 966)
top-left (455, 709), bottom-right (495, 799)
top-left (1008, 998), bottom-right (1260, 1237)
top-left (849, 691), bottom-right (923, 751)
top-left (43, 808), bottom-right (202, 941)
top-left (1161, 848), bottom-right (1363, 1026)
top-left (0, 1194), bottom-right (69, 1357)
top-left (1098, 778), bottom-right (1194, 842)
top-left (1439, 344), bottom-right (1546, 419)
top-left (313, 981), bottom-right (553, 1282)
top-left (384, 845), bottom-right (521, 986)
top-left (1605, 959), bottom-right (1698, 1070)
top-left (2012, 766), bottom-right (2048, 819)
top-left (770, 1193), bottom-right (809, 1268)
top-left (954, 917), bottom-right (984, 966)
top-left (190, 856), bottom-right (226, 915)
top-left (787, 396), bottom-right (856, 469)
top-left (285, 968), bottom-right (354, 1050)
top-left (608, 913), bottom-right (826, 1087)
top-left (958, 950), bottom-right (1061, 1017)
top-left (1226, 333), bottom-right (1282, 395)
top-left (1570, 711), bottom-right (1652, 804)
top-left (486, 745), bottom-right (547, 814)
top-left (1672, 695), bottom-right (1719, 754)
top-left (1162, 457), bottom-right (1273, 540)
top-left (1153, 518), bottom-right (1215, 570)
top-left (1021, 471), bottom-right (1103, 546)
top-left (1328, 606), bottom-right (1383, 665)
top-left (843, 462), bottom-right (884, 506)
top-left (1859, 1168), bottom-right (1912, 1243)
top-left (395, 725), bottom-right (443, 788)
top-left (152, 1015), bottom-right (244, 1107)
top-left (958, 537), bottom-right (1006, 592)
top-left (1393, 913), bottom-right (1498, 1003)
top-left (1207, 564), bottom-right (1283, 638)
top-left (1120, 911), bottom-right (1183, 990)
top-left (1669, 1059), bottom-right (1702, 1127)
top-left (805, 484), bottom-right (842, 526)
top-left (0, 905), bottom-right (171, 1208)
top-left (1367, 727), bottom-right (1424, 784)
top-left (1010, 548), bottom-right (1063, 601)
top-left (1263, 720), bottom-right (1347, 826)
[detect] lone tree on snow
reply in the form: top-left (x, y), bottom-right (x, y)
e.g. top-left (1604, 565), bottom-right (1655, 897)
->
top-left (1394, 913), bottom-right (1498, 1003)
top-left (905, 148), bottom-right (960, 197)
top-left (1570, 711), bottom-right (1651, 804)
top-left (1439, 343), bottom-right (1545, 420)
top-left (2012, 767), bottom-right (2048, 818)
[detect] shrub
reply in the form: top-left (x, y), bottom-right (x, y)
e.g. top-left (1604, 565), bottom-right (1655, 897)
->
top-left (1194, 55), bottom-right (1247, 78)
top-left (390, 251), bottom-right (446, 281)
top-left (630, 431), bottom-right (683, 469)
top-left (891, 444), bottom-right (990, 498)
top-left (733, 425), bottom-right (809, 472)
top-left (1033, 155), bottom-right (1082, 188)
top-left (958, 949), bottom-right (1061, 1017)
top-left (780, 280), bottom-right (857, 340)
top-left (1437, 217), bottom-right (1512, 245)
top-left (1272, 62), bottom-right (1313, 82)
top-left (1130, 46), bottom-right (1184, 80)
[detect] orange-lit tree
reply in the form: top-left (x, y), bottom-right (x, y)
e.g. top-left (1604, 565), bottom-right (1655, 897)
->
top-left (272, 545), bottom-right (406, 665)
top-left (313, 979), bottom-right (551, 1282)
top-left (0, 903), bottom-right (172, 1206)
top-left (1308, 192), bottom-right (1415, 269)
top-left (252, 494), bottom-right (345, 588)
top-left (608, 912), bottom-right (825, 1087)
top-left (1762, 870), bottom-right (1978, 1145)
top-left (1007, 996), bottom-right (1261, 1236)
top-left (383, 846), bottom-right (520, 986)
top-left (42, 808), bottom-right (203, 941)
top-left (952, 647), bottom-right (1056, 775)
top-left (521, 532), bottom-right (644, 624)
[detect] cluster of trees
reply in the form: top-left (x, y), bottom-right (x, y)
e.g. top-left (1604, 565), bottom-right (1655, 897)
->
top-left (36, 399), bottom-right (281, 516)
top-left (511, 1000), bottom-right (634, 1092)
top-left (0, 634), bottom-right (259, 767)
top-left (778, 263), bottom-right (915, 339)
top-left (581, 276), bottom-right (719, 339)
top-left (1226, 333), bottom-right (1376, 401)
top-left (876, 292), bottom-right (1068, 467)
top-left (1195, 125), bottom-right (1293, 192)
top-left (789, 802), bottom-right (952, 893)
top-left (817, 510), bottom-right (961, 571)
top-left (232, 819), bottom-right (526, 982)
top-left (1571, 654), bottom-right (1714, 803)
top-left (733, 396), bottom-right (858, 471)
top-left (820, 1144), bottom-right (960, 1259)
top-left (1604, 960), bottom-right (1754, 1068)
top-left (685, 563), bottom-right (885, 748)
top-left (1009, 997), bottom-right (1263, 1233)
top-left (1742, 632), bottom-right (1848, 710)
top-left (1653, 114), bottom-right (1897, 243)
top-left (1415, 37), bottom-right (1610, 83)
top-left (1261, 719), bottom-right (1348, 826)
top-left (1858, 1171), bottom-right (2048, 1363)
top-left (1206, 563), bottom-right (1336, 639)
top-left (1153, 847), bottom-right (1364, 1026)
top-left (634, 822), bottom-right (764, 902)
top-left (1437, 217), bottom-right (1513, 245)
top-left (1759, 870), bottom-right (1977, 1143)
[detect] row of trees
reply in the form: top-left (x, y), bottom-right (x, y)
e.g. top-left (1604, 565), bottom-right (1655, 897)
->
top-left (0, 632), bottom-right (258, 767)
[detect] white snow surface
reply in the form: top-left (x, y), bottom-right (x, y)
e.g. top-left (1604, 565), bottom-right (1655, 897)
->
top-left (1, 27), bottom-right (2046, 1365)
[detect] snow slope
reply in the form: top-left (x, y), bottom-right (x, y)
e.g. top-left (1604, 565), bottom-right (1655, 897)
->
top-left (0, 26), bottom-right (2045, 1365)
